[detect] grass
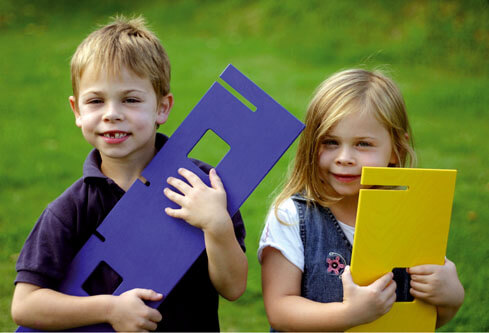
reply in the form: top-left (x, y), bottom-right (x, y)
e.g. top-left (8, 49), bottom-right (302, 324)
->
top-left (1, 0), bottom-right (488, 331)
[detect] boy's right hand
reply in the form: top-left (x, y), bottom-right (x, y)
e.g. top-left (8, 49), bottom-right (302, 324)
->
top-left (107, 288), bottom-right (163, 332)
top-left (341, 266), bottom-right (396, 326)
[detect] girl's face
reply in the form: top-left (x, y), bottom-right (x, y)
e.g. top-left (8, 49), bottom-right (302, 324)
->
top-left (318, 111), bottom-right (397, 198)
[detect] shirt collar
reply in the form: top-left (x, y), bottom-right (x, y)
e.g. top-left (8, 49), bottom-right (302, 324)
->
top-left (82, 132), bottom-right (169, 182)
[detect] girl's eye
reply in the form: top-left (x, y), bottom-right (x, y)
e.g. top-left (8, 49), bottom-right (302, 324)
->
top-left (323, 139), bottom-right (338, 146)
top-left (125, 98), bottom-right (140, 103)
top-left (357, 141), bottom-right (372, 147)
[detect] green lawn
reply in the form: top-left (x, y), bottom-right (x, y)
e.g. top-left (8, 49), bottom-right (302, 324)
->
top-left (1, 1), bottom-right (488, 331)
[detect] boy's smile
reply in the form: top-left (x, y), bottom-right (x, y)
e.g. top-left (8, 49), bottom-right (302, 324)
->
top-left (70, 64), bottom-right (172, 170)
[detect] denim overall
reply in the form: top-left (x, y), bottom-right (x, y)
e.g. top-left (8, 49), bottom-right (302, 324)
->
top-left (292, 194), bottom-right (412, 303)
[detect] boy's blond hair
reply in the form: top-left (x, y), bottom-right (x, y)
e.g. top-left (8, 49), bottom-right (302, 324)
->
top-left (274, 68), bottom-right (416, 213)
top-left (70, 15), bottom-right (170, 106)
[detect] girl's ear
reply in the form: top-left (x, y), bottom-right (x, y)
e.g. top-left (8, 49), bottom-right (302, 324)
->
top-left (69, 96), bottom-right (82, 128)
top-left (156, 93), bottom-right (174, 125)
top-left (389, 150), bottom-right (399, 166)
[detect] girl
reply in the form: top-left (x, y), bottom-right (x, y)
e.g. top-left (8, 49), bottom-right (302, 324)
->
top-left (258, 69), bottom-right (464, 331)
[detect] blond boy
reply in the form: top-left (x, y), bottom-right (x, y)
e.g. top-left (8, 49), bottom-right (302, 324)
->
top-left (12, 16), bottom-right (247, 331)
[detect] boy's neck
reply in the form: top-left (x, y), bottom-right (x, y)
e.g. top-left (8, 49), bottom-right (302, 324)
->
top-left (329, 195), bottom-right (359, 227)
top-left (100, 147), bottom-right (157, 192)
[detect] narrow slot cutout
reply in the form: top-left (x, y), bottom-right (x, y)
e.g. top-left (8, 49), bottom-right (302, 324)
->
top-left (371, 185), bottom-right (409, 191)
top-left (392, 267), bottom-right (414, 302)
top-left (82, 261), bottom-right (123, 295)
top-left (188, 129), bottom-right (230, 168)
top-left (218, 78), bottom-right (257, 112)
top-left (139, 175), bottom-right (150, 187)
top-left (93, 230), bottom-right (106, 242)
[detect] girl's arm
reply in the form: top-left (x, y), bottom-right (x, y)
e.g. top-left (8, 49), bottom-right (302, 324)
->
top-left (408, 258), bottom-right (464, 328)
top-left (164, 168), bottom-right (247, 301)
top-left (261, 247), bottom-right (397, 331)
top-left (11, 282), bottom-right (163, 331)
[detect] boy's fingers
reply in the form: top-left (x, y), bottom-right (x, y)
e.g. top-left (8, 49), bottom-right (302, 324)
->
top-left (147, 308), bottom-right (163, 323)
top-left (209, 168), bottom-right (224, 190)
top-left (178, 168), bottom-right (203, 187)
top-left (166, 176), bottom-right (192, 194)
top-left (135, 289), bottom-right (163, 301)
top-left (165, 207), bottom-right (185, 219)
top-left (164, 187), bottom-right (185, 205)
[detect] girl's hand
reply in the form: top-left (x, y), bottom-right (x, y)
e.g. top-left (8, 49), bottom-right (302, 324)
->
top-left (408, 258), bottom-right (464, 308)
top-left (108, 288), bottom-right (163, 332)
top-left (164, 168), bottom-right (231, 234)
top-left (342, 266), bottom-right (397, 326)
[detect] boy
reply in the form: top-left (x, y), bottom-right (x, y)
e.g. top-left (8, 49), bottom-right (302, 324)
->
top-left (11, 16), bottom-right (247, 332)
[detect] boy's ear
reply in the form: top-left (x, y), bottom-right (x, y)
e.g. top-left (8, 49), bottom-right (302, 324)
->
top-left (156, 93), bottom-right (174, 125)
top-left (69, 96), bottom-right (82, 128)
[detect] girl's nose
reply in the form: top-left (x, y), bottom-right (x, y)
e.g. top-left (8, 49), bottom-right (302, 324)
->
top-left (335, 146), bottom-right (355, 166)
top-left (102, 102), bottom-right (123, 122)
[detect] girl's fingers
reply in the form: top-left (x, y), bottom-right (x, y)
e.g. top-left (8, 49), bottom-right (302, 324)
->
top-left (370, 271), bottom-right (394, 291)
top-left (408, 264), bottom-right (435, 275)
top-left (410, 287), bottom-right (429, 300)
top-left (410, 280), bottom-right (431, 293)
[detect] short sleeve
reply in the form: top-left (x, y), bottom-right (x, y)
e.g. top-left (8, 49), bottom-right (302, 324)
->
top-left (15, 206), bottom-right (77, 288)
top-left (257, 198), bottom-right (304, 271)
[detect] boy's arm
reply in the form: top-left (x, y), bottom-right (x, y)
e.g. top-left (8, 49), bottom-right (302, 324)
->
top-left (408, 258), bottom-right (465, 328)
top-left (12, 282), bottom-right (163, 331)
top-left (164, 168), bottom-right (247, 300)
top-left (261, 247), bottom-right (397, 331)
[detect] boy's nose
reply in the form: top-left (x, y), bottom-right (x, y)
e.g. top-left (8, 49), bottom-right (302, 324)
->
top-left (102, 102), bottom-right (123, 122)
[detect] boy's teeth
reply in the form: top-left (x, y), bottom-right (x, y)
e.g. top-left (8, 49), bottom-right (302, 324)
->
top-left (104, 133), bottom-right (126, 138)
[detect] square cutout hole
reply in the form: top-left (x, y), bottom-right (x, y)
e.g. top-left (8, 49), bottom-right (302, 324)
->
top-left (188, 129), bottom-right (230, 168)
top-left (82, 261), bottom-right (123, 296)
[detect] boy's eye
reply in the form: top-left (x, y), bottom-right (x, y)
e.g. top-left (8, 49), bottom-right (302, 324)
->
top-left (88, 99), bottom-right (103, 104)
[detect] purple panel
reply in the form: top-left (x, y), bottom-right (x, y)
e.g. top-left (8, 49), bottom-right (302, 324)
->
top-left (18, 64), bottom-right (304, 331)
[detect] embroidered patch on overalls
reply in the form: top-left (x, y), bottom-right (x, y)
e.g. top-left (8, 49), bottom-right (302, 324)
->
top-left (326, 252), bottom-right (346, 276)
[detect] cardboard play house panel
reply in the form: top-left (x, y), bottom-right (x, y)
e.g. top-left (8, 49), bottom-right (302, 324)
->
top-left (349, 167), bottom-right (456, 332)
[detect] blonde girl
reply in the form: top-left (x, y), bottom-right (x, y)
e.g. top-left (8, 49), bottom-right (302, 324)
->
top-left (258, 69), bottom-right (464, 331)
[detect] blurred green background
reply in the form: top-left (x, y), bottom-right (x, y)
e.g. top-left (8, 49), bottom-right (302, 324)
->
top-left (1, 0), bottom-right (488, 331)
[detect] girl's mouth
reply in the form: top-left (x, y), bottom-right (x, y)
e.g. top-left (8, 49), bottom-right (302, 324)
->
top-left (332, 173), bottom-right (360, 183)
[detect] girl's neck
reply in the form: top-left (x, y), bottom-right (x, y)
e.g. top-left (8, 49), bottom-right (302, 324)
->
top-left (100, 148), bottom-right (156, 191)
top-left (329, 195), bottom-right (359, 227)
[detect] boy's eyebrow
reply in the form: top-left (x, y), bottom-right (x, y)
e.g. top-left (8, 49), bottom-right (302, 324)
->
top-left (80, 89), bottom-right (146, 96)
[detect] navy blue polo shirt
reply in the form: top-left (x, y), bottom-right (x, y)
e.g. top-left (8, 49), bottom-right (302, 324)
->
top-left (15, 133), bottom-right (246, 331)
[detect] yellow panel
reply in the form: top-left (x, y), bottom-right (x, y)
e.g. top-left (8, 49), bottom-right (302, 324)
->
top-left (348, 167), bottom-right (456, 332)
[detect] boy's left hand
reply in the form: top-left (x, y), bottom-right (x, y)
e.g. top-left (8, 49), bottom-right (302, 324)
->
top-left (164, 168), bottom-right (231, 233)
top-left (408, 257), bottom-right (464, 307)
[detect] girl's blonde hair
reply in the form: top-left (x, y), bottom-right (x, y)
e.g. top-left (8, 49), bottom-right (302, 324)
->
top-left (275, 68), bottom-right (416, 213)
top-left (70, 15), bottom-right (170, 108)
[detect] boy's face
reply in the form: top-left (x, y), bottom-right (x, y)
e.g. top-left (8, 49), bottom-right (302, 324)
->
top-left (70, 64), bottom-right (172, 164)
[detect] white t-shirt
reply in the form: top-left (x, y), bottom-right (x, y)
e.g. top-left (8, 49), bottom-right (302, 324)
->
top-left (258, 198), bottom-right (355, 272)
